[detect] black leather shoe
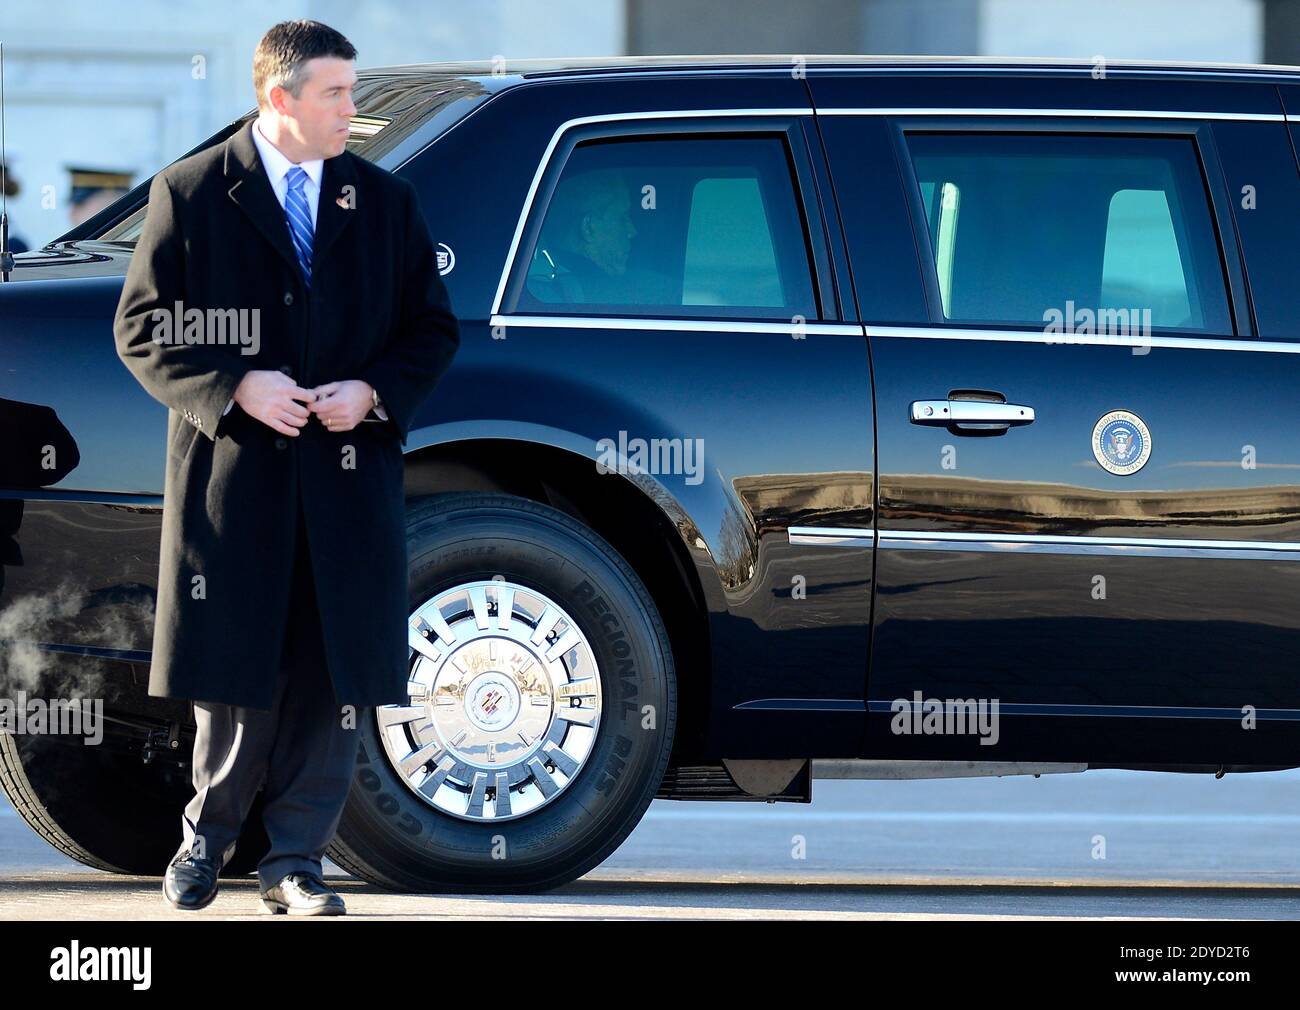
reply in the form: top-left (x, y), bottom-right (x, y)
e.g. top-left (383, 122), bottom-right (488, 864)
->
top-left (259, 872), bottom-right (346, 916)
top-left (162, 848), bottom-right (220, 911)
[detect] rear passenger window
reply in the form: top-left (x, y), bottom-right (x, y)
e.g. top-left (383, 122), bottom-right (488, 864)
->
top-left (905, 133), bottom-right (1232, 334)
top-left (514, 135), bottom-right (817, 320)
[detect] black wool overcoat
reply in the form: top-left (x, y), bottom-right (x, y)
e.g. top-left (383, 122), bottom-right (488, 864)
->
top-left (113, 119), bottom-right (460, 710)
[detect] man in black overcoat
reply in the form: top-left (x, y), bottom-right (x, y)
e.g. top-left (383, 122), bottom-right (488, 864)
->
top-left (113, 19), bottom-right (459, 914)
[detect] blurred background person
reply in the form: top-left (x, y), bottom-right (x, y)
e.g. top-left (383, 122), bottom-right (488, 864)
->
top-left (1, 160), bottom-right (29, 253)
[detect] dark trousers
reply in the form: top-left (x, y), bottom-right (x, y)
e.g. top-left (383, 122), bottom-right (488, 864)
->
top-left (179, 497), bottom-right (366, 892)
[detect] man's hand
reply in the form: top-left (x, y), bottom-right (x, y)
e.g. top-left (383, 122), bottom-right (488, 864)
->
top-left (232, 370), bottom-right (317, 436)
top-left (307, 380), bottom-right (374, 433)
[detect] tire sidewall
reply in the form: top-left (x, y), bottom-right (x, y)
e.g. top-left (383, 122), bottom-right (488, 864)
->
top-left (347, 496), bottom-right (673, 886)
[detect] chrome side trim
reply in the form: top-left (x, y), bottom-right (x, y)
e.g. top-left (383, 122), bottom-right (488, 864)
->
top-left (490, 108), bottom-right (814, 316)
top-left (483, 317), bottom-right (1300, 350)
top-left (818, 107), bottom-right (1287, 122)
top-left (867, 699), bottom-right (1300, 721)
top-left (867, 323), bottom-right (1300, 354)
top-left (879, 529), bottom-right (1300, 561)
top-left (787, 526), bottom-right (876, 547)
top-left (489, 313), bottom-right (863, 336)
top-left (786, 526), bottom-right (1300, 559)
top-left (735, 697), bottom-right (866, 712)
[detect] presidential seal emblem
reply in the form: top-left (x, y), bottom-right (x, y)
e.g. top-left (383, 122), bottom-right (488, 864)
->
top-left (1092, 410), bottom-right (1151, 475)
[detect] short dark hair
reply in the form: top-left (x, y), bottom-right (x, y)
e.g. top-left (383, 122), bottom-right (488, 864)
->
top-left (252, 20), bottom-right (357, 111)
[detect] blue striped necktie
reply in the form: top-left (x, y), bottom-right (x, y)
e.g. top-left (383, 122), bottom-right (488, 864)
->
top-left (284, 165), bottom-right (314, 287)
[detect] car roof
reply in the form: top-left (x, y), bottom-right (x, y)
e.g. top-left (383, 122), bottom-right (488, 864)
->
top-left (357, 54), bottom-right (1300, 86)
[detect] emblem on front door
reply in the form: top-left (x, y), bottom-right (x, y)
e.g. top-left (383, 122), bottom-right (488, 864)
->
top-left (1092, 410), bottom-right (1151, 476)
top-left (436, 242), bottom-right (455, 276)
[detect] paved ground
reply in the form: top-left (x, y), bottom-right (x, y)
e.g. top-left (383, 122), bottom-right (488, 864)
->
top-left (5, 769), bottom-right (1300, 919)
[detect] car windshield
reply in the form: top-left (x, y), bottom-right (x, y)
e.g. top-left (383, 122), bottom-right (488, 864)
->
top-left (91, 72), bottom-right (487, 243)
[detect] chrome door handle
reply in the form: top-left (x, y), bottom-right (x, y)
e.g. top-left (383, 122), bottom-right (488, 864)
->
top-left (910, 399), bottom-right (1035, 426)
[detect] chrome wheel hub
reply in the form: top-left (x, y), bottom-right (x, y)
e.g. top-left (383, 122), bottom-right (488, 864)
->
top-left (378, 579), bottom-right (603, 821)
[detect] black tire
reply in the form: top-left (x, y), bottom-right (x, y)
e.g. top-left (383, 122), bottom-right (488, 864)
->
top-left (0, 717), bottom-right (270, 877)
top-left (326, 492), bottom-right (677, 893)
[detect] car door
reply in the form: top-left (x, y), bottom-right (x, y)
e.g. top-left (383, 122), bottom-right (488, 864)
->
top-left (813, 72), bottom-right (1300, 766)
top-left (484, 76), bottom-right (876, 758)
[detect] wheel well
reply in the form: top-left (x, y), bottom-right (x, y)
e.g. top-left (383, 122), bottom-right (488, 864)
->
top-left (403, 439), bottom-right (712, 764)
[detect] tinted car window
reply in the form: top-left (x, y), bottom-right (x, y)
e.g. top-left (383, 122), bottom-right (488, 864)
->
top-left (906, 133), bottom-right (1232, 334)
top-left (515, 135), bottom-right (817, 320)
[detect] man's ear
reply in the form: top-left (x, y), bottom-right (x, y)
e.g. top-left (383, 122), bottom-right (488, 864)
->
top-left (267, 83), bottom-right (290, 116)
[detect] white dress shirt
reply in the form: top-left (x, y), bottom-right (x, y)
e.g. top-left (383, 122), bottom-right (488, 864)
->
top-left (220, 119), bottom-right (386, 421)
top-left (252, 116), bottom-right (323, 227)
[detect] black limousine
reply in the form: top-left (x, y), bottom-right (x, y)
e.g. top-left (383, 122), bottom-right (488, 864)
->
top-left (4, 55), bottom-right (1300, 892)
